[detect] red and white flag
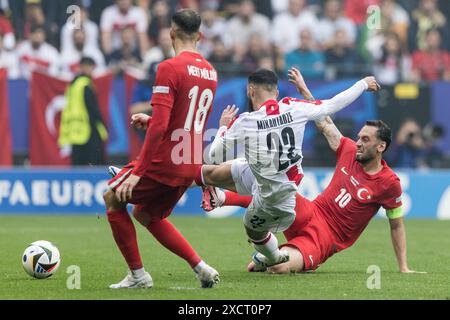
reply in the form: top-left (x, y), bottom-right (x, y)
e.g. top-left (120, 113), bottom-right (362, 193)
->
top-left (0, 69), bottom-right (13, 166)
top-left (124, 72), bottom-right (144, 161)
top-left (29, 72), bottom-right (113, 165)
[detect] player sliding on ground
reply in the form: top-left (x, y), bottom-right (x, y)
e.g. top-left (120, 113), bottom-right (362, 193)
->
top-left (201, 68), bottom-right (425, 274)
top-left (195, 68), bottom-right (381, 271)
top-left (103, 9), bottom-right (220, 289)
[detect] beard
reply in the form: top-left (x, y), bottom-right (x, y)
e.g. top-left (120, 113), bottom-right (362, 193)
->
top-left (31, 41), bottom-right (41, 50)
top-left (247, 98), bottom-right (254, 112)
top-left (356, 150), bottom-right (376, 164)
top-left (356, 154), bottom-right (370, 164)
top-left (75, 42), bottom-right (84, 52)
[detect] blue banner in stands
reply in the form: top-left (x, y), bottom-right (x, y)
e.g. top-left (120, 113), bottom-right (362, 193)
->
top-left (6, 78), bottom-right (377, 155)
top-left (0, 168), bottom-right (449, 219)
top-left (8, 79), bottom-right (450, 157)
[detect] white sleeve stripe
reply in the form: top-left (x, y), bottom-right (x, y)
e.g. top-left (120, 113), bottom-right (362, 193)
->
top-left (153, 86), bottom-right (170, 94)
top-left (108, 169), bottom-right (132, 190)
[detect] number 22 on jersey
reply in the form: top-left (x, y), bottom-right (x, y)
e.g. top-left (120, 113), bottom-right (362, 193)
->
top-left (184, 86), bottom-right (213, 133)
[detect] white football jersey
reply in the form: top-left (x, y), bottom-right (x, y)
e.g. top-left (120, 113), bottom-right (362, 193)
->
top-left (209, 80), bottom-right (368, 208)
top-left (210, 98), bottom-right (331, 206)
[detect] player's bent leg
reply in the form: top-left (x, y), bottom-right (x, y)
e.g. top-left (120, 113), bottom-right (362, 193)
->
top-left (202, 163), bottom-right (237, 192)
top-left (266, 246), bottom-right (304, 274)
top-left (103, 189), bottom-right (125, 211)
top-left (247, 246), bottom-right (304, 274)
top-left (200, 159), bottom-right (255, 211)
top-left (103, 190), bottom-right (152, 289)
top-left (199, 163), bottom-right (238, 211)
top-left (132, 206), bottom-right (151, 227)
top-left (128, 180), bottom-right (220, 289)
top-left (245, 226), bottom-right (290, 271)
top-left (134, 204), bottom-right (220, 288)
top-left (245, 226), bottom-right (269, 242)
top-left (223, 192), bottom-right (252, 208)
top-left (147, 218), bottom-right (220, 288)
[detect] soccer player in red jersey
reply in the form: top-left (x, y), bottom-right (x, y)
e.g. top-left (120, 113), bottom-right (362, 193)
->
top-left (202, 69), bottom-right (424, 274)
top-left (239, 116), bottom-right (423, 274)
top-left (103, 9), bottom-right (220, 288)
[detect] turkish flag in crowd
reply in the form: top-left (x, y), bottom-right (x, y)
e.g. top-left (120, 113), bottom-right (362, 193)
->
top-left (0, 69), bottom-right (13, 166)
top-left (94, 73), bottom-right (114, 128)
top-left (29, 72), bottom-right (113, 165)
top-left (124, 72), bottom-right (143, 161)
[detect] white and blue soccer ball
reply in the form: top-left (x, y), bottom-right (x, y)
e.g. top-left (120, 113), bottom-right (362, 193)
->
top-left (22, 240), bottom-right (61, 279)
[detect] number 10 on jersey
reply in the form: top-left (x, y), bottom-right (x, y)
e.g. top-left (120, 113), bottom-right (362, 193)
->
top-left (184, 86), bottom-right (213, 133)
top-left (335, 188), bottom-right (352, 208)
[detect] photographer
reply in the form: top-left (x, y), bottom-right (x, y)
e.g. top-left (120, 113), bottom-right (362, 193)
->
top-left (423, 123), bottom-right (445, 168)
top-left (394, 119), bottom-right (425, 168)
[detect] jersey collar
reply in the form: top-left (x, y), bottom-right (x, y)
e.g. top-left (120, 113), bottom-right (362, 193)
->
top-left (260, 99), bottom-right (280, 116)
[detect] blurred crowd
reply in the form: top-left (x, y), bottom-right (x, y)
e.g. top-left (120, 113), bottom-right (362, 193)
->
top-left (390, 119), bottom-right (445, 168)
top-left (0, 0), bottom-right (450, 83)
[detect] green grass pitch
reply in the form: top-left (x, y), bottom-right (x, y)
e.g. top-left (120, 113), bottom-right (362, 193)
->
top-left (0, 215), bottom-right (449, 300)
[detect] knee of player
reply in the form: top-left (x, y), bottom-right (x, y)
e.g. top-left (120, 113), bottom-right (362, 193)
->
top-left (103, 189), bottom-right (113, 204)
top-left (103, 189), bottom-right (122, 211)
top-left (201, 165), bottom-right (213, 183)
top-left (202, 165), bottom-right (219, 185)
top-left (267, 263), bottom-right (292, 274)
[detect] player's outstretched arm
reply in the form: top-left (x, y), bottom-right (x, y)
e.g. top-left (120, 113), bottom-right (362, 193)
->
top-left (287, 67), bottom-right (343, 152)
top-left (315, 116), bottom-right (343, 153)
top-left (304, 76), bottom-right (380, 121)
top-left (288, 67), bottom-right (315, 101)
top-left (389, 216), bottom-right (426, 274)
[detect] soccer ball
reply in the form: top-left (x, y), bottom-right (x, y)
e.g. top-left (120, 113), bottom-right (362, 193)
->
top-left (22, 240), bottom-right (61, 279)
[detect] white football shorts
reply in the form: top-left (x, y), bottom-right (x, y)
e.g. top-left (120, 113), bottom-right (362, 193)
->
top-left (230, 158), bottom-right (296, 233)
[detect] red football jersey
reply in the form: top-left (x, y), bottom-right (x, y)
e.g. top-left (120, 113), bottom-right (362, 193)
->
top-left (135, 51), bottom-right (217, 186)
top-left (314, 137), bottom-right (403, 251)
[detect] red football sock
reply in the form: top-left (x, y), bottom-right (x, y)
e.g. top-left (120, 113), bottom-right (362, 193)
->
top-left (147, 219), bottom-right (201, 268)
top-left (224, 191), bottom-right (252, 208)
top-left (106, 208), bottom-right (143, 270)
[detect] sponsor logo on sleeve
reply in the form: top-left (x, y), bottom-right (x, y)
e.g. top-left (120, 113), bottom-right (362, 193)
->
top-left (153, 86), bottom-right (170, 94)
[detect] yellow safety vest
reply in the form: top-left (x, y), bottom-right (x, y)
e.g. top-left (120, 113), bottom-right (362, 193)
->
top-left (58, 76), bottom-right (108, 146)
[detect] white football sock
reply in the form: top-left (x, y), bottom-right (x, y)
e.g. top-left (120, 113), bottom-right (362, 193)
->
top-left (252, 233), bottom-right (281, 262)
top-left (193, 260), bottom-right (208, 273)
top-left (131, 267), bottom-right (146, 278)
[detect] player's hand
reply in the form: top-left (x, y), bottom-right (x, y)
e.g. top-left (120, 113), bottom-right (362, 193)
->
top-left (219, 105), bottom-right (239, 127)
top-left (115, 174), bottom-right (141, 202)
top-left (247, 261), bottom-right (256, 272)
top-left (288, 67), bottom-right (307, 91)
top-left (400, 267), bottom-right (427, 274)
top-left (362, 76), bottom-right (381, 92)
top-left (131, 113), bottom-right (151, 130)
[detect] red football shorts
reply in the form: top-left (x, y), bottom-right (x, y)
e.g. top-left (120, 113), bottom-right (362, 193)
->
top-left (108, 161), bottom-right (188, 223)
top-left (281, 194), bottom-right (337, 271)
